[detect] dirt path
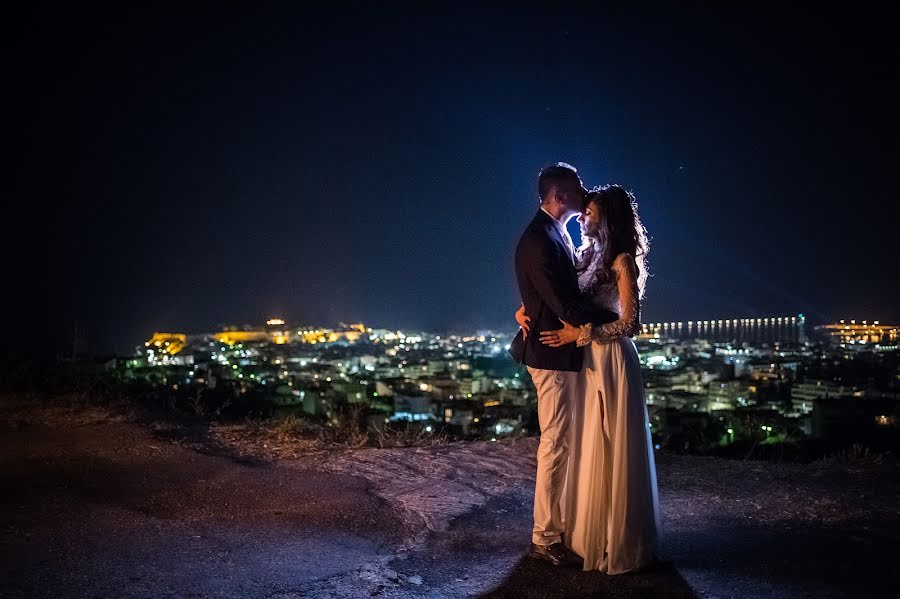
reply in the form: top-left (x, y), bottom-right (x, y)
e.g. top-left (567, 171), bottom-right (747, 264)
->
top-left (0, 419), bottom-right (406, 598)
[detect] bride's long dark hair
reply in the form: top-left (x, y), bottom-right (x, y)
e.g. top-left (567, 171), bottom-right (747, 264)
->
top-left (582, 184), bottom-right (650, 298)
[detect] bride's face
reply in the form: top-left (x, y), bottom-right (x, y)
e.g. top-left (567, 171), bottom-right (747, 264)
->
top-left (577, 200), bottom-right (602, 238)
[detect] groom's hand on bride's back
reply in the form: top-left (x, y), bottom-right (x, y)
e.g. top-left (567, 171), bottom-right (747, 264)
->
top-left (539, 319), bottom-right (581, 347)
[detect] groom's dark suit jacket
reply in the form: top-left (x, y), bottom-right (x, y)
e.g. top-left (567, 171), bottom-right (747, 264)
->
top-left (508, 209), bottom-right (618, 372)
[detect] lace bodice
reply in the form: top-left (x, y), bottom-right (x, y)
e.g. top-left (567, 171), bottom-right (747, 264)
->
top-left (574, 245), bottom-right (641, 345)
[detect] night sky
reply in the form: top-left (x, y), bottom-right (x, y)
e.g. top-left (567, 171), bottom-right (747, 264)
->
top-left (7, 4), bottom-right (899, 355)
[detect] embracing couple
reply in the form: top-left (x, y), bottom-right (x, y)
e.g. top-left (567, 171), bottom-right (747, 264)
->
top-left (509, 162), bottom-right (662, 574)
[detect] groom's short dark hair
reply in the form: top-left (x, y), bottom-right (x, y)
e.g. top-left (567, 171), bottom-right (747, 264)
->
top-left (538, 162), bottom-right (579, 201)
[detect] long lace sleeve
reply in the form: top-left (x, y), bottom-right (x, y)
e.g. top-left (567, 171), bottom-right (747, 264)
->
top-left (576, 253), bottom-right (641, 345)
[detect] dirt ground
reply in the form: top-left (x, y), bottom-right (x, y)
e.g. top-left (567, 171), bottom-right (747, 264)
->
top-left (2, 404), bottom-right (898, 598)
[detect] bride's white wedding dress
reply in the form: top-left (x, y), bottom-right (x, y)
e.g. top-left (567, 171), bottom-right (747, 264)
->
top-left (562, 247), bottom-right (663, 573)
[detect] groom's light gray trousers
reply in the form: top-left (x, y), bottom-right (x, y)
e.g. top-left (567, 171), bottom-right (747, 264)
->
top-left (527, 366), bottom-right (578, 546)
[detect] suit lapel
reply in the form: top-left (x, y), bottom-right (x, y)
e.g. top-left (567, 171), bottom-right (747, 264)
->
top-left (535, 210), bottom-right (574, 265)
top-left (533, 210), bottom-right (561, 243)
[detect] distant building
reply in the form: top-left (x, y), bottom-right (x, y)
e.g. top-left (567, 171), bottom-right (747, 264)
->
top-left (392, 392), bottom-right (434, 422)
top-left (707, 380), bottom-right (754, 411)
top-left (814, 320), bottom-right (899, 346)
top-left (748, 360), bottom-right (798, 382)
top-left (438, 400), bottom-right (475, 432)
top-left (144, 320), bottom-right (369, 352)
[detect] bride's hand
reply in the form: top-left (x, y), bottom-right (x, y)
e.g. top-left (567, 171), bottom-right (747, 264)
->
top-left (515, 304), bottom-right (531, 338)
top-left (539, 320), bottom-right (580, 347)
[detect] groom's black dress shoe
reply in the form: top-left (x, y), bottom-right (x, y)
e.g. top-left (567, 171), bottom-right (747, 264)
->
top-left (529, 542), bottom-right (582, 567)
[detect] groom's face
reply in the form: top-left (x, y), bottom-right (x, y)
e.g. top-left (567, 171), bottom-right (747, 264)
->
top-left (556, 179), bottom-right (588, 218)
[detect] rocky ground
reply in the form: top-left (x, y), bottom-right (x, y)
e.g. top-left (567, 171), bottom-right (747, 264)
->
top-left (2, 403), bottom-right (898, 598)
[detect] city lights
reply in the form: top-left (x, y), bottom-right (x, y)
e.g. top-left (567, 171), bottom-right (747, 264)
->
top-left (124, 313), bottom-right (897, 449)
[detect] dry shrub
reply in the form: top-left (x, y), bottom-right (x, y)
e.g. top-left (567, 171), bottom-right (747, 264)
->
top-left (375, 421), bottom-right (449, 448)
top-left (817, 442), bottom-right (887, 468)
top-left (272, 413), bottom-right (323, 443)
top-left (325, 403), bottom-right (370, 448)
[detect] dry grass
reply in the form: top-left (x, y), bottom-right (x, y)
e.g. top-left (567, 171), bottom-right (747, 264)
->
top-left (3, 393), bottom-right (450, 460)
top-left (206, 418), bottom-right (327, 459)
top-left (1, 393), bottom-right (134, 429)
top-left (814, 442), bottom-right (888, 468)
top-left (203, 410), bottom-right (451, 460)
top-left (374, 421), bottom-right (450, 448)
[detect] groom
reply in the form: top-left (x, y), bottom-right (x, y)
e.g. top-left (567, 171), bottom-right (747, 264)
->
top-left (509, 162), bottom-right (617, 566)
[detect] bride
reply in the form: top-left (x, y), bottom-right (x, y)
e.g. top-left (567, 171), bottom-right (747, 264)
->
top-left (516, 184), bottom-right (662, 573)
